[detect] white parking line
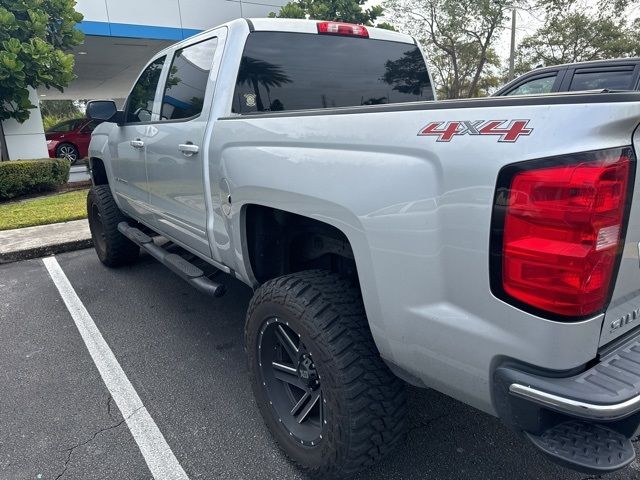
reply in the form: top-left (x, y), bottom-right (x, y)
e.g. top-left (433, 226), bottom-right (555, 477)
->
top-left (42, 256), bottom-right (189, 480)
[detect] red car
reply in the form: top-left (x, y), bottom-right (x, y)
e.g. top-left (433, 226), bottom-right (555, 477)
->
top-left (46, 118), bottom-right (103, 164)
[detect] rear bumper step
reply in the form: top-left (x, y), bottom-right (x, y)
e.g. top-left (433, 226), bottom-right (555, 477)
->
top-left (493, 331), bottom-right (640, 474)
top-left (526, 420), bottom-right (635, 473)
top-left (497, 333), bottom-right (640, 422)
top-left (118, 222), bottom-right (225, 298)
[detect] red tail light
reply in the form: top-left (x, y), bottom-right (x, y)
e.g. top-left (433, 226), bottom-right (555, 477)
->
top-left (490, 147), bottom-right (635, 319)
top-left (317, 21), bottom-right (369, 38)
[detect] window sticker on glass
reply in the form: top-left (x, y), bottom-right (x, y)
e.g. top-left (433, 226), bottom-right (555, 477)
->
top-left (244, 93), bottom-right (257, 108)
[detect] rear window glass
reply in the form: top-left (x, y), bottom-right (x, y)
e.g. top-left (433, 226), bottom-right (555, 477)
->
top-left (232, 32), bottom-right (433, 114)
top-left (569, 69), bottom-right (635, 91)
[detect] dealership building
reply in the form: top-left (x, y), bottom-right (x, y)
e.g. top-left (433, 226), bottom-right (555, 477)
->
top-left (2, 0), bottom-right (285, 160)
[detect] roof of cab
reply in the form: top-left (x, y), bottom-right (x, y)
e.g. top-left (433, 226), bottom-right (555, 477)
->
top-left (162, 17), bottom-right (416, 51)
top-left (153, 18), bottom-right (416, 61)
top-left (246, 18), bottom-right (416, 44)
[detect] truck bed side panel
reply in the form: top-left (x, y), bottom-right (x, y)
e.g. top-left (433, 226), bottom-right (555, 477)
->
top-left (209, 98), bottom-right (640, 414)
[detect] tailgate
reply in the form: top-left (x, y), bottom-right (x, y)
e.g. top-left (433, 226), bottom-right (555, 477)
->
top-left (601, 128), bottom-right (640, 346)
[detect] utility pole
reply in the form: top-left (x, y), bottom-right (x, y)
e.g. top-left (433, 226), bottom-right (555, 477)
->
top-left (508, 9), bottom-right (516, 81)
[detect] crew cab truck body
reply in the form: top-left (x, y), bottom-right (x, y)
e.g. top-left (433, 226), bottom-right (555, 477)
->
top-left (86, 18), bottom-right (640, 477)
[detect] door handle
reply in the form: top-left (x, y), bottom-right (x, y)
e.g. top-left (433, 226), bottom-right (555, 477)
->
top-left (178, 143), bottom-right (199, 157)
top-left (130, 139), bottom-right (144, 148)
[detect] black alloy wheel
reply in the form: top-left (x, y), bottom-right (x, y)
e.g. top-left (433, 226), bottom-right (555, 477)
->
top-left (258, 318), bottom-right (324, 446)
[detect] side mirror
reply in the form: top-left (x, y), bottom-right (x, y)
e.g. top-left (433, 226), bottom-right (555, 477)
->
top-left (86, 100), bottom-right (122, 123)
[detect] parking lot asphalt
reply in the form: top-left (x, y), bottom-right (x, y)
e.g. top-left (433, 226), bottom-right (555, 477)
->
top-left (1, 248), bottom-right (639, 480)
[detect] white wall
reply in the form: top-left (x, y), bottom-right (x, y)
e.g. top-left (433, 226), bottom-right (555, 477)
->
top-left (2, 89), bottom-right (48, 160)
top-left (106, 0), bottom-right (182, 27)
top-left (179, 0), bottom-right (242, 29)
top-left (75, 0), bottom-right (287, 31)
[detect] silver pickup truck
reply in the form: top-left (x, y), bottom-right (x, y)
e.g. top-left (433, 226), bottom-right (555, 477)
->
top-left (85, 18), bottom-right (640, 478)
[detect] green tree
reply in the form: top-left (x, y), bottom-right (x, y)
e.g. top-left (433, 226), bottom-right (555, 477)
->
top-left (40, 99), bottom-right (84, 130)
top-left (384, 0), bottom-right (526, 98)
top-left (0, 0), bottom-right (83, 160)
top-left (269, 0), bottom-right (391, 28)
top-left (40, 99), bottom-right (81, 119)
top-left (515, 0), bottom-right (640, 74)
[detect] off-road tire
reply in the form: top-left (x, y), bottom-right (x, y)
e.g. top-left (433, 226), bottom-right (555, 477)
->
top-left (245, 270), bottom-right (407, 479)
top-left (87, 185), bottom-right (139, 267)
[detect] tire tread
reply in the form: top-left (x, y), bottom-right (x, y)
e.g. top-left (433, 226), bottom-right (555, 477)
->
top-left (87, 185), bottom-right (138, 267)
top-left (245, 270), bottom-right (406, 478)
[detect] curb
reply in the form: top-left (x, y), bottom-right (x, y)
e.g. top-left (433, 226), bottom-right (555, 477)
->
top-left (0, 238), bottom-right (93, 264)
top-left (0, 219), bottom-right (93, 265)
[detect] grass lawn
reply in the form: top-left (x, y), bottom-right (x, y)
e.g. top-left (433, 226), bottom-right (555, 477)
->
top-left (0, 189), bottom-right (88, 231)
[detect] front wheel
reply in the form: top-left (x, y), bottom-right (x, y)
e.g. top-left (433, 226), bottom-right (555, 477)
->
top-left (87, 185), bottom-right (139, 267)
top-left (245, 270), bottom-right (407, 478)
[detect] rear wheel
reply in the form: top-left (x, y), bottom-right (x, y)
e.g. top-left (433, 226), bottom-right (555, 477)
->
top-left (87, 185), bottom-right (139, 267)
top-left (245, 270), bottom-right (407, 478)
top-left (56, 142), bottom-right (80, 165)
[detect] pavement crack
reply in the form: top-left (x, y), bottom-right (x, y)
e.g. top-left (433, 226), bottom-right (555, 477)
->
top-left (54, 406), bottom-right (142, 479)
top-left (54, 448), bottom-right (73, 480)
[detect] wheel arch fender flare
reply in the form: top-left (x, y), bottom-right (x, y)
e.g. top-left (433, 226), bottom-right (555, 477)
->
top-left (232, 193), bottom-right (393, 361)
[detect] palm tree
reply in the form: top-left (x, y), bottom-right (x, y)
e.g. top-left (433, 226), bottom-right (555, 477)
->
top-left (237, 57), bottom-right (292, 111)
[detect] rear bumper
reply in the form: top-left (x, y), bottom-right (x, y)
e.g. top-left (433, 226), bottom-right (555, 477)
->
top-left (493, 331), bottom-right (640, 473)
top-left (509, 382), bottom-right (640, 421)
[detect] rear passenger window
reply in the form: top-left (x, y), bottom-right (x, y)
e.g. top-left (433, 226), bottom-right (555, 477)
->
top-left (160, 37), bottom-right (218, 121)
top-left (232, 32), bottom-right (433, 114)
top-left (569, 69), bottom-right (635, 91)
top-left (506, 75), bottom-right (556, 96)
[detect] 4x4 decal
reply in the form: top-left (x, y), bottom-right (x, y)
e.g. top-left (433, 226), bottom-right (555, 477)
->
top-left (418, 120), bottom-right (533, 143)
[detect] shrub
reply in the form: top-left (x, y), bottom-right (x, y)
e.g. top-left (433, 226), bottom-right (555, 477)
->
top-left (0, 158), bottom-right (71, 200)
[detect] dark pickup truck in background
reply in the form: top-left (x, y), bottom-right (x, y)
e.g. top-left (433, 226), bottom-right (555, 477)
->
top-left (494, 57), bottom-right (640, 96)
